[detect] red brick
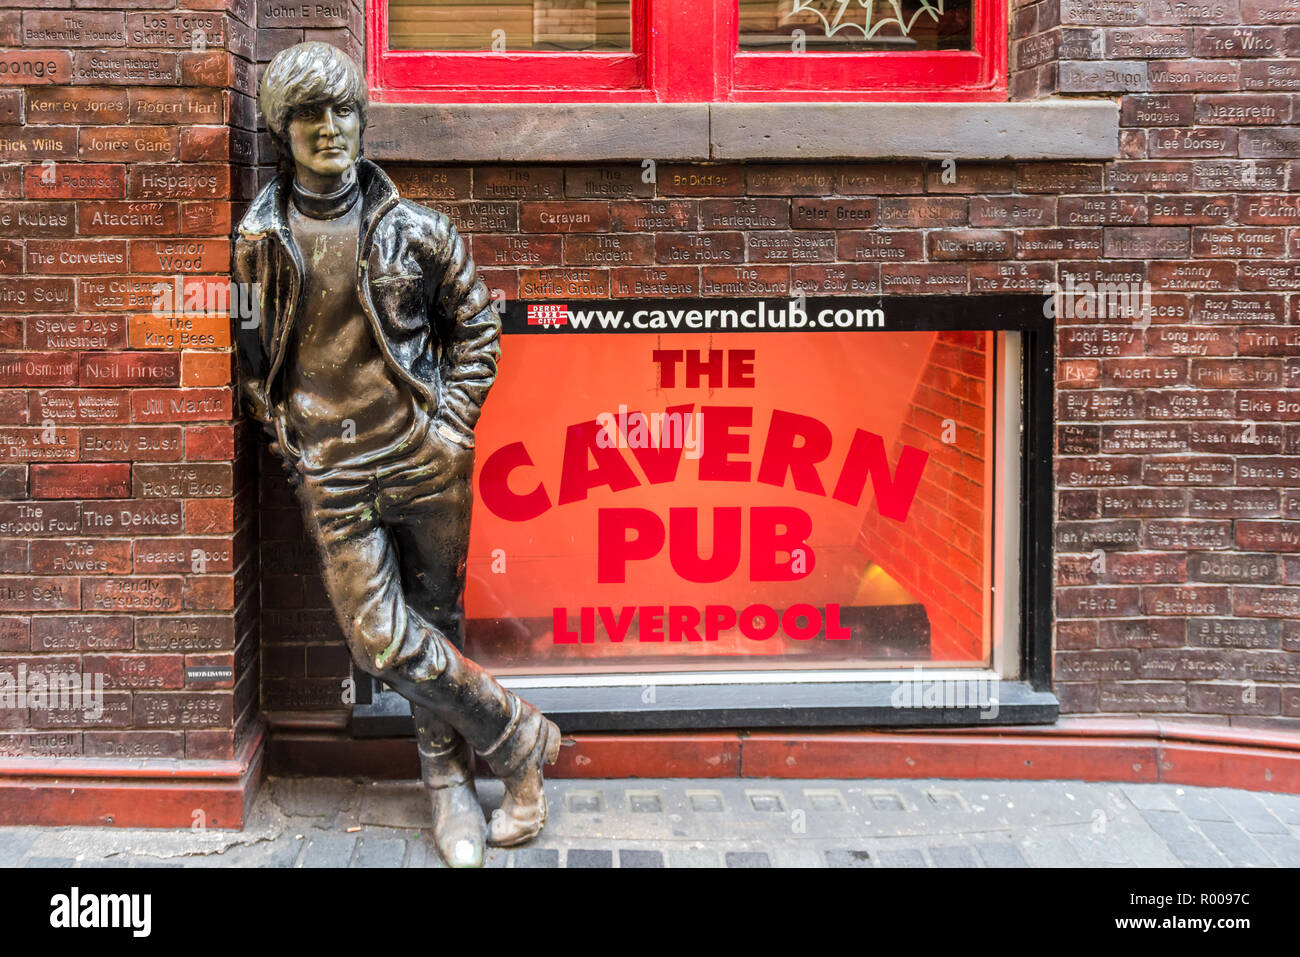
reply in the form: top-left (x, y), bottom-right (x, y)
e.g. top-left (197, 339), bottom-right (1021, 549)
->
top-left (79, 126), bottom-right (179, 162)
top-left (26, 240), bottom-right (128, 275)
top-left (30, 538), bottom-right (131, 574)
top-left (1057, 586), bottom-right (1142, 617)
top-left (518, 268), bottom-right (609, 299)
top-left (1197, 93), bottom-right (1292, 125)
top-left (0, 241), bottom-right (19, 275)
top-left (0, 125), bottom-right (76, 162)
top-left (1149, 260), bottom-right (1236, 291)
top-left (924, 163), bottom-right (1014, 194)
top-left (608, 200), bottom-right (696, 231)
top-left (971, 195), bottom-right (1056, 227)
top-left (25, 163), bottom-right (125, 199)
top-left (519, 202), bottom-right (610, 233)
top-left (23, 11), bottom-right (126, 46)
top-left (134, 536), bottom-right (234, 575)
top-left (1018, 162), bottom-right (1105, 192)
top-left (1193, 227), bottom-right (1286, 258)
top-left (131, 388), bottom-right (231, 423)
top-left (129, 164), bottom-right (228, 200)
top-left (791, 263), bottom-right (880, 296)
top-left (128, 88), bottom-right (223, 124)
top-left (25, 88), bottom-right (129, 125)
top-left (836, 163), bottom-right (925, 194)
top-left (881, 264), bottom-right (969, 295)
top-left (703, 198), bottom-right (791, 229)
top-left (76, 200), bottom-right (178, 236)
top-left (927, 230), bottom-right (1015, 260)
top-left (134, 691), bottom-right (232, 728)
top-left (609, 267), bottom-right (700, 298)
top-left (0, 577), bottom-right (78, 611)
top-left (30, 463), bottom-right (130, 499)
top-left (658, 165), bottom-right (744, 196)
top-left (83, 577), bottom-right (182, 613)
top-left (1121, 95), bottom-right (1195, 127)
top-left (0, 51), bottom-right (72, 84)
top-left (185, 498), bottom-right (234, 534)
top-left (1148, 59), bottom-right (1240, 91)
top-left (180, 200), bottom-right (230, 236)
top-left (0, 279), bottom-right (75, 314)
top-left (0, 201), bottom-right (73, 237)
top-left (564, 233), bottom-right (653, 267)
top-left (1148, 127), bottom-right (1238, 157)
top-left (700, 266), bottom-right (790, 297)
top-left (473, 167), bottom-right (563, 200)
top-left (79, 275), bottom-right (169, 313)
top-left (80, 426), bottom-right (182, 461)
top-left (0, 352), bottom-right (77, 386)
top-left (472, 234), bottom-right (562, 268)
top-left (30, 615), bottom-right (131, 652)
top-left (83, 730), bottom-right (185, 759)
top-left (79, 352), bottom-right (179, 387)
top-left (185, 424), bottom-right (235, 460)
top-left (1015, 229), bottom-right (1103, 259)
top-left (180, 352), bottom-right (232, 388)
top-left (878, 197), bottom-right (967, 228)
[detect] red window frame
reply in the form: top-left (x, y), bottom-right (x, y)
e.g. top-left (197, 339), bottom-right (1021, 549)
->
top-left (368, 0), bottom-right (1007, 103)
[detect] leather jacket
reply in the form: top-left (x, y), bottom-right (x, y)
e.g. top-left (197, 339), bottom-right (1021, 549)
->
top-left (232, 157), bottom-right (500, 460)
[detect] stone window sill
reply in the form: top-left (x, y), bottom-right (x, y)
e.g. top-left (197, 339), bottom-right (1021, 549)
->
top-left (365, 100), bottom-right (1119, 164)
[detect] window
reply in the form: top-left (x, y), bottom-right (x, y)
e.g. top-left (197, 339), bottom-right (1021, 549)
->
top-left (465, 325), bottom-right (1004, 676)
top-left (351, 295), bottom-right (1055, 731)
top-left (369, 0), bottom-right (1007, 102)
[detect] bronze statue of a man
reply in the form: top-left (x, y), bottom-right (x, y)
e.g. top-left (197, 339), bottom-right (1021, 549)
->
top-left (233, 41), bottom-right (559, 867)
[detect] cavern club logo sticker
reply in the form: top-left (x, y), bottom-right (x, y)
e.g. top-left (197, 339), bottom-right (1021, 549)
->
top-left (462, 297), bottom-right (1027, 670)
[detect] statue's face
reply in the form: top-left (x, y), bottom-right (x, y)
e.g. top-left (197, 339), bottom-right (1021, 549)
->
top-left (287, 100), bottom-right (361, 182)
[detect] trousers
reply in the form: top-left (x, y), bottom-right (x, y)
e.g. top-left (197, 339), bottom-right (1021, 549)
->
top-left (288, 405), bottom-right (508, 786)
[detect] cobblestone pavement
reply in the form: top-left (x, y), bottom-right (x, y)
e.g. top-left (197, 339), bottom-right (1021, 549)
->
top-left (3, 777), bottom-right (1300, 868)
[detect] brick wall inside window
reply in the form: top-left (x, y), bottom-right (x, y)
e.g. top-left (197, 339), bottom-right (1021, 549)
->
top-left (856, 331), bottom-right (991, 664)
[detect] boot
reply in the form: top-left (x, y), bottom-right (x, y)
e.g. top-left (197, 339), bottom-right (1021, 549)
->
top-left (393, 617), bottom-right (561, 849)
top-left (479, 694), bottom-right (562, 847)
top-left (416, 720), bottom-right (486, 868)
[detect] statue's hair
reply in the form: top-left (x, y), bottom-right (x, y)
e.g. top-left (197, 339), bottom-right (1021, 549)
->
top-left (260, 42), bottom-right (367, 165)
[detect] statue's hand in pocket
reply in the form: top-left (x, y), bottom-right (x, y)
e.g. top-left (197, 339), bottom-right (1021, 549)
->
top-left (426, 415), bottom-right (476, 478)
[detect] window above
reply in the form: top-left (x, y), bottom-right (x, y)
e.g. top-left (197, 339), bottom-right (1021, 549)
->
top-left (369, 0), bottom-right (1008, 103)
top-left (738, 0), bottom-right (973, 52)
top-left (388, 0), bottom-right (634, 51)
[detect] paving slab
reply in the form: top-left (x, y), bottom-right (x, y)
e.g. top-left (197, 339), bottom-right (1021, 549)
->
top-left (1196, 821), bottom-right (1273, 867)
top-left (1257, 792), bottom-right (1300, 826)
top-left (0, 777), bottom-right (1294, 868)
top-left (1209, 790), bottom-right (1288, 835)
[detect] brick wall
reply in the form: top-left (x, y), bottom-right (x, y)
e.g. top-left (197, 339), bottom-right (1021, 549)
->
top-left (383, 148), bottom-right (1300, 726)
top-left (9, 0), bottom-right (1300, 749)
top-left (1041, 0), bottom-right (1300, 723)
top-left (0, 1), bottom-right (259, 761)
top-left (262, 122), bottom-right (1300, 728)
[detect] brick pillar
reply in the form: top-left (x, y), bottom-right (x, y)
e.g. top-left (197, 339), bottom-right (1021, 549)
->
top-left (250, 3), bottom-right (364, 730)
top-left (0, 1), bottom-right (261, 827)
